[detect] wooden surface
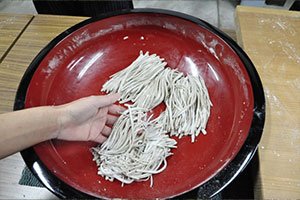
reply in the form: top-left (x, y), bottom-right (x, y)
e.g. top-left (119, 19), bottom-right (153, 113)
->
top-left (235, 6), bottom-right (300, 199)
top-left (0, 13), bottom-right (33, 63)
top-left (0, 13), bottom-right (238, 199)
top-left (0, 14), bottom-right (88, 114)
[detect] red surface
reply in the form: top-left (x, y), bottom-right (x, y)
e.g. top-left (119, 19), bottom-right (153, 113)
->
top-left (25, 13), bottom-right (254, 198)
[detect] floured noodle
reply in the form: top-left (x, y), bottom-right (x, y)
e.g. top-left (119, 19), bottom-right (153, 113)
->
top-left (102, 51), bottom-right (212, 141)
top-left (163, 74), bottom-right (212, 142)
top-left (91, 106), bottom-right (177, 186)
top-left (102, 51), bottom-right (212, 142)
top-left (93, 51), bottom-right (212, 186)
top-left (102, 51), bottom-right (167, 110)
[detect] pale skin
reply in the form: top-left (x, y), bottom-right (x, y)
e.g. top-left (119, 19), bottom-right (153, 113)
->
top-left (0, 93), bottom-right (125, 159)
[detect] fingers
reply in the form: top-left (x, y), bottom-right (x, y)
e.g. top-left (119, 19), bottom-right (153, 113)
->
top-left (92, 126), bottom-right (112, 144)
top-left (108, 104), bottom-right (126, 115)
top-left (94, 133), bottom-right (108, 144)
top-left (101, 125), bottom-right (112, 136)
top-left (94, 93), bottom-right (120, 108)
top-left (60, 93), bottom-right (120, 110)
top-left (106, 114), bottom-right (118, 125)
top-left (94, 106), bottom-right (119, 125)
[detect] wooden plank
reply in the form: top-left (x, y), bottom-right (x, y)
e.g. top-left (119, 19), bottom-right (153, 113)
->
top-left (0, 14), bottom-right (88, 114)
top-left (0, 13), bottom-right (33, 62)
top-left (235, 6), bottom-right (300, 199)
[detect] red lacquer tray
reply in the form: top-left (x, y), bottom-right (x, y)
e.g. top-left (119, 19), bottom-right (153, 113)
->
top-left (15, 9), bottom-right (265, 199)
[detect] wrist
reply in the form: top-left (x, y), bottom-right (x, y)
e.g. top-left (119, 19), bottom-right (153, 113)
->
top-left (51, 105), bottom-right (71, 139)
top-left (50, 105), bottom-right (68, 140)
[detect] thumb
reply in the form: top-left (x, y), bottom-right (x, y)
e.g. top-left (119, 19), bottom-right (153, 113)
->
top-left (93, 93), bottom-right (120, 108)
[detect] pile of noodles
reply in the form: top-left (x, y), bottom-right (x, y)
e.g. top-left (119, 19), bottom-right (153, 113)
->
top-left (92, 51), bottom-right (212, 186)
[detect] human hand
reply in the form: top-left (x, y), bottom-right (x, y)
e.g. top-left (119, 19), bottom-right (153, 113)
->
top-left (55, 93), bottom-right (125, 143)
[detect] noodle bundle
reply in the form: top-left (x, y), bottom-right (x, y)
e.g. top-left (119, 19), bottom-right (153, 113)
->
top-left (102, 51), bottom-right (168, 110)
top-left (162, 74), bottom-right (212, 142)
top-left (93, 51), bottom-right (212, 186)
top-left (91, 106), bottom-right (177, 186)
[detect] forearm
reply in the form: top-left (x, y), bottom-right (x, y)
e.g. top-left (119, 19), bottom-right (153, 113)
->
top-left (0, 106), bottom-right (59, 159)
top-left (0, 94), bottom-right (122, 159)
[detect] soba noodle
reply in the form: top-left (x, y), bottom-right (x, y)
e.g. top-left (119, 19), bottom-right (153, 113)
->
top-left (91, 105), bottom-right (177, 187)
top-left (93, 51), bottom-right (212, 186)
top-left (102, 51), bottom-right (167, 110)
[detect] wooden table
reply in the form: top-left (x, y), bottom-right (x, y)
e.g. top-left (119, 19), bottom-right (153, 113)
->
top-left (0, 14), bottom-right (88, 114)
top-left (235, 6), bottom-right (300, 199)
top-left (0, 13), bottom-right (33, 63)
